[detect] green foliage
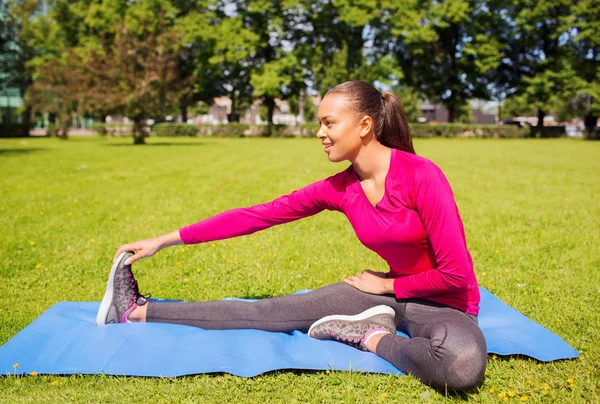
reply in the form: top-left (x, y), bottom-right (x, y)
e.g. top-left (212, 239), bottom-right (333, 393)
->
top-left (520, 60), bottom-right (585, 115)
top-left (258, 105), bottom-right (268, 122)
top-left (384, 0), bottom-right (505, 121)
top-left (89, 123), bottom-right (108, 136)
top-left (502, 96), bottom-right (537, 118)
top-left (410, 123), bottom-right (528, 138)
top-left (251, 55), bottom-right (298, 98)
top-left (393, 87), bottom-right (422, 123)
top-left (262, 124), bottom-right (295, 137)
top-left (152, 123), bottom-right (199, 137)
top-left (46, 123), bottom-right (59, 137)
top-left (530, 127), bottom-right (566, 139)
top-left (16, 0), bottom-right (600, 134)
top-left (287, 92), bottom-right (317, 123)
top-left (455, 103), bottom-right (474, 124)
top-left (298, 123), bottom-right (320, 137)
top-left (206, 123), bottom-right (251, 137)
top-left (188, 102), bottom-right (210, 116)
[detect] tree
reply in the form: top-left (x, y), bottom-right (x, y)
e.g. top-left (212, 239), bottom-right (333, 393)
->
top-left (189, 12), bottom-right (258, 122)
top-left (85, 5), bottom-right (188, 144)
top-left (5, 0), bottom-right (60, 132)
top-left (288, 89), bottom-right (316, 123)
top-left (566, 0), bottom-right (600, 136)
top-left (392, 86), bottom-right (422, 123)
top-left (509, 0), bottom-right (573, 127)
top-left (502, 95), bottom-right (536, 118)
top-left (26, 51), bottom-right (93, 138)
top-left (385, 0), bottom-right (505, 122)
top-left (251, 54), bottom-right (303, 133)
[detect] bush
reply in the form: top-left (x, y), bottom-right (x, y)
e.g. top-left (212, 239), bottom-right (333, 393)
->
top-left (264, 124), bottom-right (296, 137)
top-left (298, 123), bottom-right (320, 137)
top-left (0, 123), bottom-right (30, 137)
top-left (409, 123), bottom-right (528, 138)
top-left (208, 123), bottom-right (251, 137)
top-left (143, 122), bottom-right (533, 139)
top-left (529, 126), bottom-right (566, 138)
top-left (152, 123), bottom-right (199, 137)
top-left (90, 123), bottom-right (108, 136)
top-left (583, 127), bottom-right (600, 140)
top-left (46, 123), bottom-right (59, 137)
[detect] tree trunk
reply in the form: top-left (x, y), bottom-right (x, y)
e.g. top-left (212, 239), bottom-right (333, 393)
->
top-left (298, 88), bottom-right (305, 124)
top-left (133, 117), bottom-right (146, 144)
top-left (228, 91), bottom-right (240, 122)
top-left (264, 96), bottom-right (276, 136)
top-left (22, 106), bottom-right (32, 137)
top-left (180, 99), bottom-right (188, 123)
top-left (536, 108), bottom-right (545, 128)
top-left (583, 112), bottom-right (598, 139)
top-left (60, 126), bottom-right (69, 140)
top-left (59, 114), bottom-right (69, 140)
top-left (447, 104), bottom-right (456, 123)
top-left (497, 101), bottom-right (502, 122)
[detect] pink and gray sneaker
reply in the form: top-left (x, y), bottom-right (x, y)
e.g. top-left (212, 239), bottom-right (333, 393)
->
top-left (96, 252), bottom-right (150, 326)
top-left (308, 305), bottom-right (397, 351)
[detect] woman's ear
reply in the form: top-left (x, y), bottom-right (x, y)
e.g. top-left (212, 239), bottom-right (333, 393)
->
top-left (358, 115), bottom-right (374, 138)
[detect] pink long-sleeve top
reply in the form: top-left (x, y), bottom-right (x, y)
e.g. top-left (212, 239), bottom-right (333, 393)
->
top-left (180, 148), bottom-right (480, 315)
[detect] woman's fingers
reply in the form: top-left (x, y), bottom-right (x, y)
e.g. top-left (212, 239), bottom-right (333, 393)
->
top-left (124, 251), bottom-right (144, 265)
top-left (344, 275), bottom-right (361, 289)
top-left (113, 246), bottom-right (130, 263)
top-left (113, 244), bottom-right (139, 263)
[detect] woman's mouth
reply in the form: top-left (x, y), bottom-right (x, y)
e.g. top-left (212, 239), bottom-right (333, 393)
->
top-left (323, 143), bottom-right (333, 152)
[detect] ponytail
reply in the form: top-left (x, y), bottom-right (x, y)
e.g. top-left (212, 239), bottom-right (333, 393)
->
top-left (327, 81), bottom-right (416, 154)
top-left (379, 92), bottom-right (415, 154)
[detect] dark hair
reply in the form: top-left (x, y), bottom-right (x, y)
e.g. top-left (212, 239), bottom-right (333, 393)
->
top-left (326, 80), bottom-right (415, 154)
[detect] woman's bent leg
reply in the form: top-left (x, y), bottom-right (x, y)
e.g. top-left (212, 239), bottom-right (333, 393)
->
top-left (375, 300), bottom-right (487, 391)
top-left (146, 282), bottom-right (401, 332)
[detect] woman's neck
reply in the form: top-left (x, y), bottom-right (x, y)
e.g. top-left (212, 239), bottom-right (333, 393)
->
top-left (351, 143), bottom-right (392, 182)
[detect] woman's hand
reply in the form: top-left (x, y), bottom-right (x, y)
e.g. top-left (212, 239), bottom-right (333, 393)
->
top-left (113, 230), bottom-right (184, 265)
top-left (113, 238), bottom-right (163, 265)
top-left (344, 270), bottom-right (395, 295)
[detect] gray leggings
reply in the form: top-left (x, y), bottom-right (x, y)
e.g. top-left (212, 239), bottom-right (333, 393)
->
top-left (146, 282), bottom-right (487, 391)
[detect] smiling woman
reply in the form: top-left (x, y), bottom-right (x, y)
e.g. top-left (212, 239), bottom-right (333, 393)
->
top-left (97, 80), bottom-right (486, 392)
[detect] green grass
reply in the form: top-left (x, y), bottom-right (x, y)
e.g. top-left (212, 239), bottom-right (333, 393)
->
top-left (0, 136), bottom-right (598, 402)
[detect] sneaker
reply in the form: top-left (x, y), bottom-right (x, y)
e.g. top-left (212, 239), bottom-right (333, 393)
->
top-left (96, 251), bottom-right (150, 326)
top-left (308, 305), bottom-right (396, 351)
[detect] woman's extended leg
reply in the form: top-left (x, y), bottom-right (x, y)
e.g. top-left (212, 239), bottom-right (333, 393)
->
top-left (143, 282), bottom-right (400, 332)
top-left (375, 300), bottom-right (487, 391)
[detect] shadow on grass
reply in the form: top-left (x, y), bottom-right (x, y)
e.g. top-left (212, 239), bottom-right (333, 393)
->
top-left (104, 142), bottom-right (209, 147)
top-left (0, 148), bottom-right (47, 155)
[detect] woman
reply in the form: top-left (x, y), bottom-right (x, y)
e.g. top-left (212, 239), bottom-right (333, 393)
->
top-left (97, 80), bottom-right (487, 391)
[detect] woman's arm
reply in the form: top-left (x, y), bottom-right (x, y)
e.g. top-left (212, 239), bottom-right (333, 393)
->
top-left (115, 172), bottom-right (345, 265)
top-left (178, 175), bottom-right (342, 244)
top-left (114, 230), bottom-right (183, 265)
top-left (391, 162), bottom-right (473, 298)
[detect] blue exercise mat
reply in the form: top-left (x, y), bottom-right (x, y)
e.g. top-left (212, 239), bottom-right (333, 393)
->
top-left (0, 288), bottom-right (578, 377)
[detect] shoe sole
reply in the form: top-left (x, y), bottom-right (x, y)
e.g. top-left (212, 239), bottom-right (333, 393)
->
top-left (307, 305), bottom-right (396, 336)
top-left (96, 252), bottom-right (129, 326)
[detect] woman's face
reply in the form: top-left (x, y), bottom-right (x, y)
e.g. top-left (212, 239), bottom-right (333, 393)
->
top-left (316, 93), bottom-right (367, 162)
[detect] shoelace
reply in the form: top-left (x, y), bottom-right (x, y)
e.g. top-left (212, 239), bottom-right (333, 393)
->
top-left (330, 331), bottom-right (364, 350)
top-left (126, 273), bottom-right (151, 307)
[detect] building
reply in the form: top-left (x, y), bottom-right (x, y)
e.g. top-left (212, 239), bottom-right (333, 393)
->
top-left (419, 102), bottom-right (497, 124)
top-left (1, 0), bottom-right (50, 126)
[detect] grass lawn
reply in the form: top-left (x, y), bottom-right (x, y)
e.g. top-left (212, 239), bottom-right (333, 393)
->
top-left (0, 135), bottom-right (598, 402)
